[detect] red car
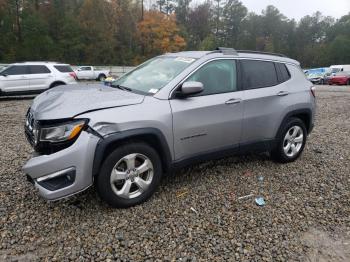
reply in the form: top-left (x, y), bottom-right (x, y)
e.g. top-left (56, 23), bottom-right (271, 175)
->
top-left (328, 72), bottom-right (350, 85)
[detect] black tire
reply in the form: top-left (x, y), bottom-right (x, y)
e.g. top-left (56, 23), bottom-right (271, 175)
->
top-left (347, 79), bottom-right (350, 86)
top-left (271, 117), bottom-right (307, 163)
top-left (98, 74), bottom-right (106, 82)
top-left (96, 142), bottom-right (162, 208)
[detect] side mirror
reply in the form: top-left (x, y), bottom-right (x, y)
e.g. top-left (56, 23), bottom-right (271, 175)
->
top-left (177, 81), bottom-right (204, 97)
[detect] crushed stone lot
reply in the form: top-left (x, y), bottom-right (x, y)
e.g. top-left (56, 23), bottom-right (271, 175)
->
top-left (0, 86), bottom-right (349, 261)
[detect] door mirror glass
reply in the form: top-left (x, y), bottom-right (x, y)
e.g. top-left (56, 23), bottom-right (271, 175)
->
top-left (178, 81), bottom-right (204, 97)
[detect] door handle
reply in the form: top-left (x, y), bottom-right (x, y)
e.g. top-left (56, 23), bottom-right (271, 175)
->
top-left (277, 91), bottom-right (289, 96)
top-left (225, 98), bottom-right (242, 105)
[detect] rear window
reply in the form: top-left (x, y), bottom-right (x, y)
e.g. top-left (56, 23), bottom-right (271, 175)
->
top-left (241, 60), bottom-right (278, 89)
top-left (28, 65), bottom-right (51, 74)
top-left (2, 65), bottom-right (28, 75)
top-left (54, 65), bottom-right (73, 73)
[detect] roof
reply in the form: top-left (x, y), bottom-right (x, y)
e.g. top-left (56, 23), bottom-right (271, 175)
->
top-left (12, 61), bottom-right (69, 65)
top-left (166, 48), bottom-right (300, 65)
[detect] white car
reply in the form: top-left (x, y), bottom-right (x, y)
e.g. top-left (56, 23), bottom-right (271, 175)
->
top-left (75, 66), bottom-right (110, 81)
top-left (0, 62), bottom-right (77, 95)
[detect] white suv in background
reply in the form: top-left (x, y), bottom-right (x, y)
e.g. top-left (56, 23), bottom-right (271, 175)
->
top-left (0, 62), bottom-right (77, 95)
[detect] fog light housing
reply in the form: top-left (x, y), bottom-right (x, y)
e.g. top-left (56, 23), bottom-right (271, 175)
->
top-left (36, 167), bottom-right (76, 191)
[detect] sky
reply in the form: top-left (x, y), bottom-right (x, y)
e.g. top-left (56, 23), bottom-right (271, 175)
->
top-left (191, 0), bottom-right (350, 21)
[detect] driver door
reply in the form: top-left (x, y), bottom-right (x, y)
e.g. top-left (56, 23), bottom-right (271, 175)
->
top-left (170, 59), bottom-right (244, 161)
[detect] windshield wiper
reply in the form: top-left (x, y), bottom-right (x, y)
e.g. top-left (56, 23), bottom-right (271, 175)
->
top-left (111, 84), bottom-right (132, 92)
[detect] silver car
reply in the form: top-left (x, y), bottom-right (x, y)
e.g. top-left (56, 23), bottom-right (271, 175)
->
top-left (23, 48), bottom-right (316, 208)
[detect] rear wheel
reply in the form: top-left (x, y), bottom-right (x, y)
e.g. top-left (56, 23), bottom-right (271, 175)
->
top-left (98, 74), bottom-right (106, 82)
top-left (271, 117), bottom-right (307, 163)
top-left (347, 79), bottom-right (350, 86)
top-left (96, 142), bottom-right (162, 208)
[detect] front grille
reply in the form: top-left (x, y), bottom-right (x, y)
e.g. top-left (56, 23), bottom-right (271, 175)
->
top-left (24, 110), bottom-right (37, 147)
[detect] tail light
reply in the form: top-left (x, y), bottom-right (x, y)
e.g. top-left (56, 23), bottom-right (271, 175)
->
top-left (310, 86), bottom-right (316, 98)
top-left (69, 72), bottom-right (77, 80)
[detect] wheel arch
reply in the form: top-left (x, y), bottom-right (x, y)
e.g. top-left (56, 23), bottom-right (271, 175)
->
top-left (49, 81), bottom-right (66, 88)
top-left (92, 128), bottom-right (172, 177)
top-left (276, 108), bottom-right (313, 139)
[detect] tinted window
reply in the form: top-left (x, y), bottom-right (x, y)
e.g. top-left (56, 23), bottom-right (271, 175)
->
top-left (2, 65), bottom-right (28, 75)
top-left (276, 63), bottom-right (291, 83)
top-left (28, 65), bottom-right (51, 74)
top-left (186, 60), bottom-right (237, 96)
top-left (80, 66), bottom-right (92, 71)
top-left (54, 65), bottom-right (73, 73)
top-left (241, 60), bottom-right (278, 89)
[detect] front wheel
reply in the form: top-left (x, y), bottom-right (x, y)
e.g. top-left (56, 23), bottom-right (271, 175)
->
top-left (271, 117), bottom-right (307, 163)
top-left (96, 142), bottom-right (162, 208)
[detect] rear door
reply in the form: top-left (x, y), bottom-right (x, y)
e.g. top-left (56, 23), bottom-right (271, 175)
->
top-left (27, 65), bottom-right (53, 90)
top-left (170, 59), bottom-right (244, 160)
top-left (240, 59), bottom-right (291, 146)
top-left (0, 65), bottom-right (29, 92)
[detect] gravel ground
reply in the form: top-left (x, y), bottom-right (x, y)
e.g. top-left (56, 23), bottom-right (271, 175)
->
top-left (0, 86), bottom-right (349, 261)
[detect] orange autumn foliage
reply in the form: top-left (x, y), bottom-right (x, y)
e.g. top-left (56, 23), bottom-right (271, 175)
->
top-left (137, 11), bottom-right (186, 59)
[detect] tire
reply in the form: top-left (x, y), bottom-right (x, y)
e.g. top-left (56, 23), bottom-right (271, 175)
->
top-left (271, 117), bottom-right (307, 163)
top-left (347, 80), bottom-right (350, 86)
top-left (96, 142), bottom-right (162, 208)
top-left (98, 74), bottom-right (106, 82)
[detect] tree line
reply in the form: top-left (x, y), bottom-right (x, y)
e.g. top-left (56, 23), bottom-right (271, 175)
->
top-left (0, 0), bottom-right (349, 68)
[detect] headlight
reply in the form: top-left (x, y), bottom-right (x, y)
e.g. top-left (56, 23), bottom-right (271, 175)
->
top-left (40, 120), bottom-right (87, 143)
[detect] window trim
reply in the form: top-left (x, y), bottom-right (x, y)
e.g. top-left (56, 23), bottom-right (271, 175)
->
top-left (170, 58), bottom-right (242, 99)
top-left (240, 59), bottom-right (280, 90)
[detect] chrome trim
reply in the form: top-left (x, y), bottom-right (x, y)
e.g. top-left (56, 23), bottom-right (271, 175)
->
top-left (36, 167), bottom-right (75, 182)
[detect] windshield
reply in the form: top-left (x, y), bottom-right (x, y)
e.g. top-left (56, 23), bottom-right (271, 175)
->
top-left (112, 56), bottom-right (196, 94)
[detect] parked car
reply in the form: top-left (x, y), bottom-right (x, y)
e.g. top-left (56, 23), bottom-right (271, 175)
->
top-left (23, 48), bottom-right (316, 208)
top-left (328, 72), bottom-right (350, 85)
top-left (74, 66), bottom-right (110, 81)
top-left (305, 67), bottom-right (331, 84)
top-left (0, 62), bottom-right (77, 95)
top-left (330, 65), bottom-right (350, 75)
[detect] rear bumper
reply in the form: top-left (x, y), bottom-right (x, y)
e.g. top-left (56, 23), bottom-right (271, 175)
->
top-left (22, 131), bottom-right (99, 200)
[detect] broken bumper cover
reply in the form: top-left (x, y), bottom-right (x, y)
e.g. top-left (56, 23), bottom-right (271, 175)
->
top-left (22, 131), bottom-right (100, 201)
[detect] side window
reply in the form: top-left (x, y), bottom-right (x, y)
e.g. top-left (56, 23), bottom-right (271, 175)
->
top-left (2, 65), bottom-right (28, 75)
top-left (80, 66), bottom-right (92, 71)
top-left (54, 65), bottom-right (73, 72)
top-left (241, 60), bottom-right (278, 89)
top-left (185, 60), bottom-right (237, 96)
top-left (276, 63), bottom-right (291, 83)
top-left (28, 65), bottom-right (51, 74)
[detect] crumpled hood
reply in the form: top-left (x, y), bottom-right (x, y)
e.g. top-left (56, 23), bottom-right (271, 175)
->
top-left (30, 84), bottom-right (145, 120)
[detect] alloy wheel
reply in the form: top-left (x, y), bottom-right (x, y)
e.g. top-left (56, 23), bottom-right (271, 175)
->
top-left (283, 125), bottom-right (304, 157)
top-left (110, 153), bottom-right (154, 199)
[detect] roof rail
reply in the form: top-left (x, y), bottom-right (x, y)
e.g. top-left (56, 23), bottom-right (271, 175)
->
top-left (237, 50), bottom-right (287, 58)
top-left (211, 47), bottom-right (238, 55)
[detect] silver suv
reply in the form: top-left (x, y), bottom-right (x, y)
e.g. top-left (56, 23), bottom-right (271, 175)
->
top-left (23, 48), bottom-right (316, 208)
